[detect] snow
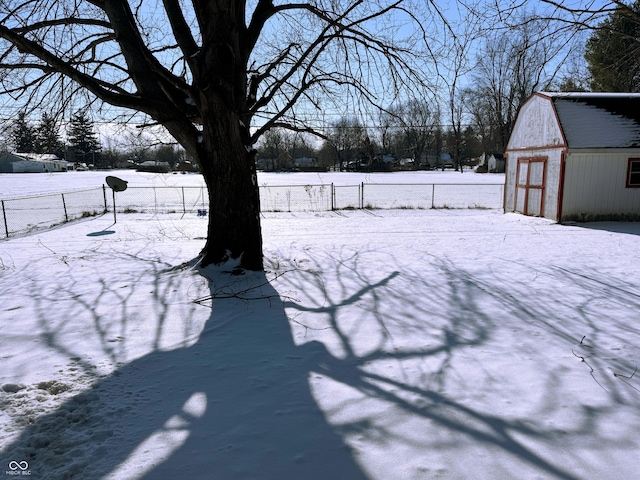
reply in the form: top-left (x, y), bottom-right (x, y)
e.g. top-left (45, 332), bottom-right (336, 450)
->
top-left (0, 169), bottom-right (504, 199)
top-left (1, 172), bottom-right (640, 479)
top-left (553, 100), bottom-right (640, 148)
top-left (537, 92), bottom-right (640, 148)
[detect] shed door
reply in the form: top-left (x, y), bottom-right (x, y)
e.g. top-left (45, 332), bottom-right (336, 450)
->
top-left (515, 157), bottom-right (546, 216)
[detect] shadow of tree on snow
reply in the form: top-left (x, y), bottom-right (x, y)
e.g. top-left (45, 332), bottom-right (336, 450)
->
top-left (2, 244), bottom-right (640, 479)
top-left (1, 253), bottom-right (366, 479)
top-left (269, 247), bottom-right (640, 479)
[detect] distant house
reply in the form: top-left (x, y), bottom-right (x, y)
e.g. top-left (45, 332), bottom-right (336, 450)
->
top-left (476, 153), bottom-right (505, 173)
top-left (256, 157), bottom-right (278, 172)
top-left (505, 92), bottom-right (640, 221)
top-left (294, 156), bottom-right (317, 167)
top-left (426, 153), bottom-right (452, 169)
top-left (0, 153), bottom-right (67, 173)
top-left (482, 153), bottom-right (505, 173)
top-left (136, 160), bottom-right (170, 173)
top-left (293, 157), bottom-right (324, 172)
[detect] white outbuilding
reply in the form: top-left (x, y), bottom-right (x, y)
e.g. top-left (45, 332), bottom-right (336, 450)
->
top-left (0, 152), bottom-right (67, 173)
top-left (504, 92), bottom-right (640, 221)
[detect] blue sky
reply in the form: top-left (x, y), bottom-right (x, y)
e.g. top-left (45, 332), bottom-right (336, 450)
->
top-left (0, 0), bottom-right (620, 143)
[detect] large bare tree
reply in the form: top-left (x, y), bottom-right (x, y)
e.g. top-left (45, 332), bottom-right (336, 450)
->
top-left (465, 16), bottom-right (568, 154)
top-left (0, 0), bottom-right (432, 271)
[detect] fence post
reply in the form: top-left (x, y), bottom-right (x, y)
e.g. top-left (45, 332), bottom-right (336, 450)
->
top-left (61, 193), bottom-right (69, 222)
top-left (331, 183), bottom-right (335, 211)
top-left (103, 185), bottom-right (108, 213)
top-left (360, 182), bottom-right (364, 209)
top-left (1, 200), bottom-right (8, 238)
top-left (182, 187), bottom-right (186, 214)
top-left (431, 184), bottom-right (435, 209)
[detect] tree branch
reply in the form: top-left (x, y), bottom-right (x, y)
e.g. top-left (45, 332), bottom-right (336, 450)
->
top-left (13, 17), bottom-right (111, 35)
top-left (0, 22), bottom-right (139, 107)
top-left (162, 0), bottom-right (199, 64)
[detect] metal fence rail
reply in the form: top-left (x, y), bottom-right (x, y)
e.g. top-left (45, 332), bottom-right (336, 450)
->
top-left (261, 184), bottom-right (333, 212)
top-left (1, 188), bottom-right (107, 238)
top-left (1, 183), bottom-right (505, 238)
top-left (115, 186), bottom-right (209, 214)
top-left (362, 183), bottom-right (505, 210)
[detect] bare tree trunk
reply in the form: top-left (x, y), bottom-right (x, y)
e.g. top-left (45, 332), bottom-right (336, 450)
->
top-left (197, 101), bottom-right (263, 271)
top-left (189, 4), bottom-right (263, 271)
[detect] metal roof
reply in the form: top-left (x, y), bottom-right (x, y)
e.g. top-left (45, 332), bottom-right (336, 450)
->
top-left (537, 92), bottom-right (640, 148)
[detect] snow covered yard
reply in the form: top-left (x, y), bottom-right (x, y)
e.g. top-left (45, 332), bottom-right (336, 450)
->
top-left (1, 208), bottom-right (639, 479)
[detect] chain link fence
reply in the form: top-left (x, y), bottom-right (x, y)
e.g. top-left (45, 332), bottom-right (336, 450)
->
top-left (1, 183), bottom-right (504, 238)
top-left (1, 188), bottom-right (107, 238)
top-left (361, 183), bottom-right (505, 210)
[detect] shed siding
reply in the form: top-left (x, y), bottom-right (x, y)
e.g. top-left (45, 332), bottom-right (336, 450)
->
top-left (505, 148), bottom-right (562, 219)
top-left (561, 151), bottom-right (640, 220)
top-left (506, 95), bottom-right (564, 150)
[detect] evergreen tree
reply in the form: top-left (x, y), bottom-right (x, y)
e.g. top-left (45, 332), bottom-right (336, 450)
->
top-left (585, 1), bottom-right (640, 92)
top-left (557, 77), bottom-right (588, 92)
top-left (11, 111), bottom-right (36, 153)
top-left (35, 112), bottom-right (65, 157)
top-left (67, 109), bottom-right (101, 164)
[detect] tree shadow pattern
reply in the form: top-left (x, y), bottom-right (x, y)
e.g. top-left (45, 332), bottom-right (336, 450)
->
top-left (1, 244), bottom-right (640, 479)
top-left (269, 246), bottom-right (640, 479)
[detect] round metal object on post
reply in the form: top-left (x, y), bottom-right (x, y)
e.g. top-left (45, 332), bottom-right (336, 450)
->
top-left (106, 176), bottom-right (128, 192)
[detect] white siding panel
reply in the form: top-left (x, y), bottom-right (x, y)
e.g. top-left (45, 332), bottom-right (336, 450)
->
top-left (562, 151), bottom-right (640, 220)
top-left (507, 95), bottom-right (564, 150)
top-left (544, 152), bottom-right (561, 220)
top-left (505, 149), bottom-right (562, 220)
top-left (529, 189), bottom-right (543, 216)
top-left (504, 154), bottom-right (517, 211)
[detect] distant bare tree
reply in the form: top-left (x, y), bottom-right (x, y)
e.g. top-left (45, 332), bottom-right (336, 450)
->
top-left (440, 18), bottom-right (480, 173)
top-left (258, 127), bottom-right (288, 170)
top-left (465, 16), bottom-right (565, 154)
top-left (324, 116), bottom-right (367, 171)
top-left (386, 98), bottom-right (440, 169)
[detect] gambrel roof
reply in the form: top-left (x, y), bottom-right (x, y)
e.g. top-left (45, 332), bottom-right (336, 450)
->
top-left (538, 92), bottom-right (640, 149)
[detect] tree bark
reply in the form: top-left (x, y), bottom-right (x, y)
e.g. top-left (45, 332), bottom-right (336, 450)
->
top-left (197, 100), bottom-right (263, 271)
top-left (188, 2), bottom-right (263, 271)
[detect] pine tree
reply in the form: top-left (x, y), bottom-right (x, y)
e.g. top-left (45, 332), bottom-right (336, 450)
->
top-left (585, 1), bottom-right (640, 92)
top-left (67, 109), bottom-right (101, 165)
top-left (11, 111), bottom-right (36, 153)
top-left (35, 112), bottom-right (65, 157)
